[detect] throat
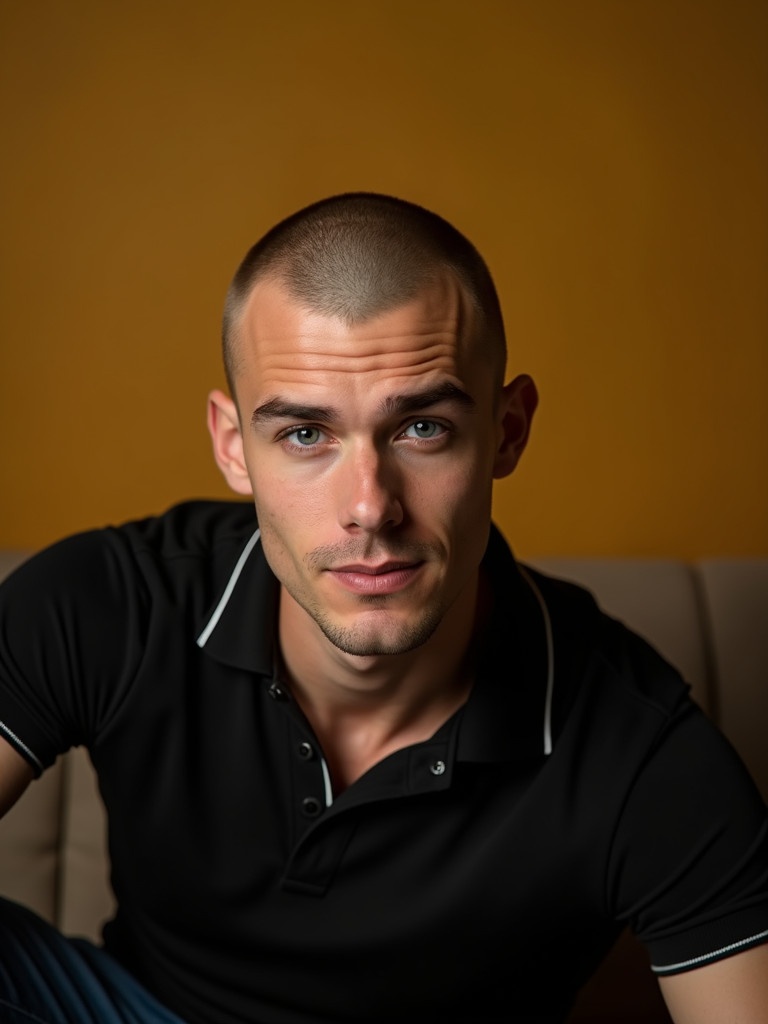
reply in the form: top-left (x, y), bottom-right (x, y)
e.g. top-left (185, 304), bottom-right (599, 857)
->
top-left (290, 671), bottom-right (473, 795)
top-left (275, 568), bottom-right (488, 792)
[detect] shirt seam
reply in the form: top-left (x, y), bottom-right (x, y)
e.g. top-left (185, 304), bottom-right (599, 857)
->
top-left (196, 529), bottom-right (261, 648)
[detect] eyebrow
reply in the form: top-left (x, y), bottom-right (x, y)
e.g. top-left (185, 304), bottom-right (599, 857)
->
top-left (381, 382), bottom-right (476, 418)
top-left (250, 382), bottom-right (476, 428)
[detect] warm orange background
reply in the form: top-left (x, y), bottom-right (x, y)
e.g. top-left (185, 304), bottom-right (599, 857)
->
top-left (1, 0), bottom-right (766, 558)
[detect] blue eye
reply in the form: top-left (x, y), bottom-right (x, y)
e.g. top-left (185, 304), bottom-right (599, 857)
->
top-left (404, 420), bottom-right (443, 439)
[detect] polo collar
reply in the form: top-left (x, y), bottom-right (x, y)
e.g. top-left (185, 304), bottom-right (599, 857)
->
top-left (455, 526), bottom-right (554, 763)
top-left (196, 527), bottom-right (277, 676)
top-left (196, 523), bottom-right (554, 762)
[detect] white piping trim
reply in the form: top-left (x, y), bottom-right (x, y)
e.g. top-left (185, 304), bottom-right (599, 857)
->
top-left (196, 530), bottom-right (261, 648)
top-left (320, 757), bottom-right (334, 807)
top-left (518, 567), bottom-right (554, 756)
top-left (651, 928), bottom-right (768, 974)
top-left (0, 719), bottom-right (44, 775)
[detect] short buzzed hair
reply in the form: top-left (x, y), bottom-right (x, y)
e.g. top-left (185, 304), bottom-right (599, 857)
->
top-left (222, 192), bottom-right (507, 395)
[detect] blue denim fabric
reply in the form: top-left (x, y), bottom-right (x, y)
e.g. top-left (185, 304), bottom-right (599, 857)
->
top-left (0, 899), bottom-right (186, 1024)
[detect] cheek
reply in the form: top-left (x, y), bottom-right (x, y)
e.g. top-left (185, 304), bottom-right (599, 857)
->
top-left (409, 460), bottom-right (494, 537)
top-left (258, 490), bottom-right (330, 538)
top-left (250, 476), bottom-right (328, 561)
top-left (253, 511), bottom-right (312, 590)
top-left (247, 453), bottom-right (318, 520)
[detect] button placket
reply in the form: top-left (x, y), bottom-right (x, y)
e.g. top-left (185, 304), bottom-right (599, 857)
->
top-left (407, 742), bottom-right (453, 792)
top-left (287, 721), bottom-right (327, 832)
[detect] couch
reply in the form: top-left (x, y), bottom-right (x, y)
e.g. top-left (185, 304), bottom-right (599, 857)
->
top-left (0, 548), bottom-right (766, 1022)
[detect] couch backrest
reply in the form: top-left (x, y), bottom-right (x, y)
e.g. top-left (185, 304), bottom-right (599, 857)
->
top-left (696, 559), bottom-right (768, 798)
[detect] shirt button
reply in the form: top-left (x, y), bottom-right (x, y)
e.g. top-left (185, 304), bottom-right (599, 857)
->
top-left (429, 760), bottom-right (446, 776)
top-left (297, 741), bottom-right (314, 760)
top-left (267, 682), bottom-right (286, 700)
top-left (301, 796), bottom-right (323, 817)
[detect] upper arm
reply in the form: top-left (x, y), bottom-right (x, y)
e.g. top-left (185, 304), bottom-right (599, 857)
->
top-left (607, 698), bottom-right (768, 975)
top-left (659, 943), bottom-right (768, 1023)
top-left (0, 733), bottom-right (34, 818)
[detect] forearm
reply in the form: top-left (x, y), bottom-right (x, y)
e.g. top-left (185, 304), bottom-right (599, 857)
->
top-left (0, 736), bottom-right (34, 818)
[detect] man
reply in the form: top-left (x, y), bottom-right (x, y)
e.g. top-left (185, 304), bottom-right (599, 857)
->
top-left (0, 192), bottom-right (766, 1023)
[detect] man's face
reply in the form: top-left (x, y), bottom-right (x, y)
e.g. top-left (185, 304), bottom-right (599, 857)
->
top-left (214, 273), bottom-right (531, 660)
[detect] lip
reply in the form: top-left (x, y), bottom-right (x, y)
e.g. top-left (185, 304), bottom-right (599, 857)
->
top-left (327, 561), bottom-right (424, 595)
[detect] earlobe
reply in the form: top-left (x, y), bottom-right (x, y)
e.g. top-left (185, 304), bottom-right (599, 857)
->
top-left (207, 389), bottom-right (254, 496)
top-left (493, 374), bottom-right (538, 479)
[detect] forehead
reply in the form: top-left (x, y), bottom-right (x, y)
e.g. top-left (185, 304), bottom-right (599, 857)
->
top-left (234, 273), bottom-right (485, 406)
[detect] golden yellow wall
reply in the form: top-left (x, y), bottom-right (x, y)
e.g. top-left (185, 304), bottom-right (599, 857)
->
top-left (1, 0), bottom-right (766, 558)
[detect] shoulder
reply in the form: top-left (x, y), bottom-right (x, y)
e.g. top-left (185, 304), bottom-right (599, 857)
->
top-left (111, 499), bottom-right (258, 578)
top-left (115, 499), bottom-right (258, 556)
top-left (0, 500), bottom-right (261, 671)
top-left (521, 563), bottom-right (691, 731)
top-left (0, 501), bottom-right (261, 768)
top-left (2, 500), bottom-right (258, 599)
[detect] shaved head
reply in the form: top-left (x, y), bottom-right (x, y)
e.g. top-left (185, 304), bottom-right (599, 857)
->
top-left (222, 192), bottom-right (507, 397)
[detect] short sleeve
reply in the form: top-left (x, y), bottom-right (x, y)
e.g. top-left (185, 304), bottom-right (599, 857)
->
top-left (0, 530), bottom-right (146, 774)
top-left (607, 699), bottom-right (768, 974)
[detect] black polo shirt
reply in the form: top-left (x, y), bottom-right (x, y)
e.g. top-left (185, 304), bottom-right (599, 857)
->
top-left (0, 500), bottom-right (766, 1024)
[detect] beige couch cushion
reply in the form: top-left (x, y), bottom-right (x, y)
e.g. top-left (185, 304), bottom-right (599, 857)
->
top-left (0, 759), bottom-right (64, 922)
top-left (59, 745), bottom-right (114, 937)
top-left (698, 559), bottom-right (768, 800)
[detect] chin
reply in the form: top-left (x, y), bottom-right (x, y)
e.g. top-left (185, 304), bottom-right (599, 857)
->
top-left (318, 611), bottom-right (442, 658)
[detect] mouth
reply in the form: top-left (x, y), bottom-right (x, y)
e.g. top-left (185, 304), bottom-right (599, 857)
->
top-left (326, 561), bottom-right (425, 595)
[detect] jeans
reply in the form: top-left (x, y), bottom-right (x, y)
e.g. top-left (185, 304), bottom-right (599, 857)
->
top-left (0, 898), bottom-right (186, 1024)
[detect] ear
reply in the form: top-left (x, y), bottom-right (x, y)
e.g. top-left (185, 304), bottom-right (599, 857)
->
top-left (493, 374), bottom-right (538, 479)
top-left (207, 389), bottom-right (254, 496)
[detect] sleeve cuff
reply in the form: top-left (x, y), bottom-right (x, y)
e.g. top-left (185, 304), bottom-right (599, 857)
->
top-left (0, 705), bottom-right (54, 777)
top-left (649, 904), bottom-right (768, 975)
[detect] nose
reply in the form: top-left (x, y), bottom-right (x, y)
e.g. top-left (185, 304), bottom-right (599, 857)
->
top-left (338, 442), bottom-right (404, 533)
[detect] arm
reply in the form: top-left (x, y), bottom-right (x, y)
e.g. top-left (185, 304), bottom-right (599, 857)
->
top-left (659, 944), bottom-right (768, 1023)
top-left (0, 733), bottom-right (34, 818)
